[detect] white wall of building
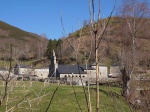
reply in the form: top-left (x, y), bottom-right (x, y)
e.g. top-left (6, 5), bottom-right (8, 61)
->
top-left (34, 68), bottom-right (49, 79)
top-left (18, 68), bottom-right (32, 75)
top-left (99, 66), bottom-right (108, 78)
top-left (110, 66), bottom-right (122, 78)
top-left (0, 70), bottom-right (14, 77)
top-left (85, 70), bottom-right (96, 78)
top-left (0, 70), bottom-right (9, 75)
top-left (60, 73), bottom-right (87, 78)
top-left (91, 65), bottom-right (108, 78)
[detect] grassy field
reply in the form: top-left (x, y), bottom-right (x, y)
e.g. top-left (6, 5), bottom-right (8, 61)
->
top-left (0, 81), bottom-right (131, 112)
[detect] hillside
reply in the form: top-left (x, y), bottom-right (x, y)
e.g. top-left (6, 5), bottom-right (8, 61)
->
top-left (60, 17), bottom-right (150, 68)
top-left (0, 21), bottom-right (39, 40)
top-left (0, 21), bottom-right (48, 61)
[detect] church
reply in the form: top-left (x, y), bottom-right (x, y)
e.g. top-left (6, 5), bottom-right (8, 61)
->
top-left (48, 51), bottom-right (122, 84)
top-left (49, 51), bottom-right (95, 79)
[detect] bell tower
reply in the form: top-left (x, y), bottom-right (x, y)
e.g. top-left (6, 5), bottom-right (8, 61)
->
top-left (49, 50), bottom-right (58, 77)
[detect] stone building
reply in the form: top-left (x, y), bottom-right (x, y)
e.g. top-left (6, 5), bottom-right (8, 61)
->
top-left (49, 51), bottom-right (123, 85)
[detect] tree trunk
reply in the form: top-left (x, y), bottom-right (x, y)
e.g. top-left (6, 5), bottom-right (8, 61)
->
top-left (95, 31), bottom-right (99, 112)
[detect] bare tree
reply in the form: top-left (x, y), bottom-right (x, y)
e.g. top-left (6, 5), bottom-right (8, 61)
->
top-left (88, 0), bottom-right (116, 111)
top-left (119, 0), bottom-right (150, 100)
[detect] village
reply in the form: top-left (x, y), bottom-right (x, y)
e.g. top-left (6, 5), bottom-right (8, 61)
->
top-left (0, 51), bottom-right (123, 84)
top-left (0, 0), bottom-right (150, 111)
top-left (0, 51), bottom-right (149, 107)
top-left (0, 51), bottom-right (150, 87)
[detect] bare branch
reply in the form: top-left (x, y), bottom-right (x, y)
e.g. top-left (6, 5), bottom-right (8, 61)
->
top-left (45, 84), bottom-right (60, 112)
top-left (96, 0), bottom-right (116, 49)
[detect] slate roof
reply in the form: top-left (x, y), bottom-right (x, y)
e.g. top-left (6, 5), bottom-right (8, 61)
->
top-left (14, 64), bottom-right (27, 68)
top-left (0, 67), bottom-right (8, 71)
top-left (20, 65), bottom-right (27, 68)
top-left (57, 65), bottom-right (87, 74)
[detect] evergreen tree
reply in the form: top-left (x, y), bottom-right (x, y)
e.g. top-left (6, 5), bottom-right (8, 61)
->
top-left (45, 39), bottom-right (53, 59)
top-left (56, 39), bottom-right (62, 58)
top-left (45, 39), bottom-right (62, 59)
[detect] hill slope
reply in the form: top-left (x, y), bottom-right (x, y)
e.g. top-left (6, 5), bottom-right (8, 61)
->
top-left (0, 21), bottom-right (39, 40)
top-left (0, 21), bottom-right (48, 60)
top-left (60, 17), bottom-right (150, 68)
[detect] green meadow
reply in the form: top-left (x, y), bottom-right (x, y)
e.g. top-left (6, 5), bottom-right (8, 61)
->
top-left (0, 81), bottom-right (130, 112)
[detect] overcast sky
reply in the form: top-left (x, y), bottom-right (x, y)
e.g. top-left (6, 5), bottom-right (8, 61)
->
top-left (0, 0), bottom-right (122, 39)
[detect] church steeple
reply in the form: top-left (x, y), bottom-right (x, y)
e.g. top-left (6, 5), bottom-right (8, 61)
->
top-left (49, 50), bottom-right (58, 78)
top-left (53, 50), bottom-right (56, 65)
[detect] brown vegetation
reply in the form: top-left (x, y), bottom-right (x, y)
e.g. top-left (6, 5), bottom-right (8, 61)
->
top-left (0, 21), bottom-right (48, 60)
